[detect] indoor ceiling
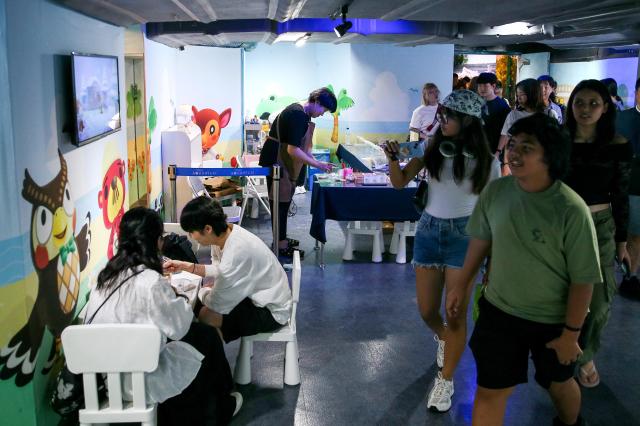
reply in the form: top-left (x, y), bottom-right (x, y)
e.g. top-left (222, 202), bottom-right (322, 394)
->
top-left (57, 0), bottom-right (640, 53)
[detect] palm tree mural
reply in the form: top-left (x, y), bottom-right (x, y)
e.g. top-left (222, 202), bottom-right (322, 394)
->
top-left (327, 85), bottom-right (355, 143)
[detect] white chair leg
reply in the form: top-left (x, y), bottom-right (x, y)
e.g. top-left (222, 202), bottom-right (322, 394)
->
top-left (372, 232), bottom-right (382, 263)
top-left (390, 228), bottom-right (399, 254)
top-left (239, 196), bottom-right (249, 226)
top-left (251, 197), bottom-right (260, 219)
top-left (284, 340), bottom-right (300, 386)
top-left (234, 339), bottom-right (252, 385)
top-left (378, 230), bottom-right (385, 254)
top-left (342, 230), bottom-right (354, 260)
top-left (396, 233), bottom-right (407, 264)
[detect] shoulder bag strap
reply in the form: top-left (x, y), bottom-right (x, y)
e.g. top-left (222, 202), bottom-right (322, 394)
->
top-left (85, 270), bottom-right (142, 324)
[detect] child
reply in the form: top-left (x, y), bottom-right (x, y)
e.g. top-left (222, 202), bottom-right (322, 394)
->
top-left (447, 113), bottom-right (601, 426)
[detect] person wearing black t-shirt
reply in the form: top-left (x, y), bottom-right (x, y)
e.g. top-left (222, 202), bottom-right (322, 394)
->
top-left (477, 73), bottom-right (510, 153)
top-left (258, 87), bottom-right (336, 258)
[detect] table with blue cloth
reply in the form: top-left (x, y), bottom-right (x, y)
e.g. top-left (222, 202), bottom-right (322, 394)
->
top-left (310, 176), bottom-right (420, 267)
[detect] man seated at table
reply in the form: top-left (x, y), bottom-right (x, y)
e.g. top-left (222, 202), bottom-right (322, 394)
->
top-left (163, 196), bottom-right (292, 342)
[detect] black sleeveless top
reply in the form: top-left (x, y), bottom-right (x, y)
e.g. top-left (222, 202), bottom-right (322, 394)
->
top-left (563, 141), bottom-right (633, 242)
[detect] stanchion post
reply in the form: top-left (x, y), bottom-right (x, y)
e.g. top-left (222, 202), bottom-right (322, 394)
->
top-left (272, 165), bottom-right (280, 255)
top-left (168, 164), bottom-right (177, 223)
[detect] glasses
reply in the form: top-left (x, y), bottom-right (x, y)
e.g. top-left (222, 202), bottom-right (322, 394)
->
top-left (436, 106), bottom-right (459, 124)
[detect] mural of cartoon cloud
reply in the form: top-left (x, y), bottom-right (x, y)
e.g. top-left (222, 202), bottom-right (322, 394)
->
top-left (359, 71), bottom-right (410, 122)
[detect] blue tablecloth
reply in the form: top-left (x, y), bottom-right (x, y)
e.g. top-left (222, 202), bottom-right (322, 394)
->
top-left (310, 178), bottom-right (420, 243)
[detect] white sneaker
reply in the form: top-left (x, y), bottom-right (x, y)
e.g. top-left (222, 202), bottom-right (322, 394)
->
top-left (427, 371), bottom-right (454, 412)
top-left (231, 391), bottom-right (243, 417)
top-left (434, 334), bottom-right (445, 369)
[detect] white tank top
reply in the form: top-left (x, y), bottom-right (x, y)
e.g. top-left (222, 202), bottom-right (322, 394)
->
top-left (424, 157), bottom-right (501, 219)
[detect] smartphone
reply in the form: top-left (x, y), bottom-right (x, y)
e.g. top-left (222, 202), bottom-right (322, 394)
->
top-left (395, 141), bottom-right (425, 160)
top-left (615, 255), bottom-right (631, 280)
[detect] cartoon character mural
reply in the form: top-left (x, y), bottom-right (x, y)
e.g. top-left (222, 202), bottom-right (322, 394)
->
top-left (255, 95), bottom-right (298, 121)
top-left (192, 105), bottom-right (232, 159)
top-left (326, 85), bottom-right (355, 143)
top-left (0, 150), bottom-right (91, 386)
top-left (98, 159), bottom-right (126, 259)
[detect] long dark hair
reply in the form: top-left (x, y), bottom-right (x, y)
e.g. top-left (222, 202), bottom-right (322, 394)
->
top-left (423, 111), bottom-right (493, 194)
top-left (516, 78), bottom-right (543, 112)
top-left (96, 207), bottom-right (164, 291)
top-left (600, 78), bottom-right (622, 103)
top-left (566, 79), bottom-right (616, 146)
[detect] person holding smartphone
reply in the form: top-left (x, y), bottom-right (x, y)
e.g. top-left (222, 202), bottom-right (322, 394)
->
top-left (384, 90), bottom-right (500, 412)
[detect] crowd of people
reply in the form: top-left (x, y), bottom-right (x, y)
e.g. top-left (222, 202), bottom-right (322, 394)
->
top-left (399, 73), bottom-right (640, 425)
top-left (77, 71), bottom-right (640, 425)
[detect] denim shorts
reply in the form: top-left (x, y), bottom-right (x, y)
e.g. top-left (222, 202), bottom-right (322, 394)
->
top-left (630, 195), bottom-right (640, 236)
top-left (412, 211), bottom-right (470, 269)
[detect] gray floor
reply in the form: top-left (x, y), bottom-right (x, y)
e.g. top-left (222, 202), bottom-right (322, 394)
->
top-left (229, 191), bottom-right (640, 426)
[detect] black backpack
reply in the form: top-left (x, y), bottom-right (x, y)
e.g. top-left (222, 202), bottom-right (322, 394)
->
top-left (162, 233), bottom-right (198, 263)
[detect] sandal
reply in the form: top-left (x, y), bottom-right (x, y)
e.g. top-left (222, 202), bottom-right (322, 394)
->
top-left (287, 238), bottom-right (300, 247)
top-left (577, 362), bottom-right (600, 388)
top-left (278, 246), bottom-right (304, 259)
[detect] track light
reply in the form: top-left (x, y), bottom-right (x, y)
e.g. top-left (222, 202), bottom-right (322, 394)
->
top-left (334, 5), bottom-right (352, 38)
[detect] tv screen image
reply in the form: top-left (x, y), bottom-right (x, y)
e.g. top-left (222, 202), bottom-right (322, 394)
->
top-left (71, 52), bottom-right (121, 145)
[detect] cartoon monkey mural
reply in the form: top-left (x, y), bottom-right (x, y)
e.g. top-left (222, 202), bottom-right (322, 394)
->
top-left (98, 159), bottom-right (126, 259)
top-left (0, 150), bottom-right (91, 386)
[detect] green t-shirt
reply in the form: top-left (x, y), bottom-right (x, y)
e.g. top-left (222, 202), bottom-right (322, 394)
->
top-left (467, 176), bottom-right (602, 324)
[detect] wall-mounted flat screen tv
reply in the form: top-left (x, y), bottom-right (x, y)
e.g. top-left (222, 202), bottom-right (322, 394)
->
top-left (71, 52), bottom-right (121, 145)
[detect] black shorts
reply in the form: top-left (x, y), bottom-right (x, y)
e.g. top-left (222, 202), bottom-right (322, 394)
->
top-left (220, 298), bottom-right (283, 343)
top-left (469, 297), bottom-right (575, 389)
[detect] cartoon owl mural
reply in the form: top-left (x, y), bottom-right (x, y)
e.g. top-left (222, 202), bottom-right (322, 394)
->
top-left (98, 159), bottom-right (126, 259)
top-left (0, 150), bottom-right (91, 386)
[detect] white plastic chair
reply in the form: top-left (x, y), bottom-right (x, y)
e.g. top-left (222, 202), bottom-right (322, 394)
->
top-left (237, 159), bottom-right (270, 225)
top-left (61, 324), bottom-right (162, 426)
top-left (342, 221), bottom-right (385, 263)
top-left (389, 221), bottom-right (417, 264)
top-left (234, 251), bottom-right (301, 386)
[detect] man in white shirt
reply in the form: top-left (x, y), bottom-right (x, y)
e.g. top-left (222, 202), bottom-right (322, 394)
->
top-left (164, 196), bottom-right (292, 342)
top-left (409, 83), bottom-right (440, 141)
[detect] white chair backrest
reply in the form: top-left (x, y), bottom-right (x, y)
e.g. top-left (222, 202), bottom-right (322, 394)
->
top-left (62, 324), bottom-right (161, 411)
top-left (290, 251), bottom-right (301, 331)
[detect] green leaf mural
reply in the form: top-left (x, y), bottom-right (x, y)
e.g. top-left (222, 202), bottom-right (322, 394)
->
top-left (126, 83), bottom-right (142, 119)
top-left (326, 85), bottom-right (355, 143)
top-left (148, 96), bottom-right (157, 135)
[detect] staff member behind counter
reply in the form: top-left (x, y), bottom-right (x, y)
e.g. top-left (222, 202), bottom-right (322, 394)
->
top-left (259, 87), bottom-right (337, 259)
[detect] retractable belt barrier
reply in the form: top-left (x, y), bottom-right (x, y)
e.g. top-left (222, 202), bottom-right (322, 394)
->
top-left (168, 164), bottom-right (280, 255)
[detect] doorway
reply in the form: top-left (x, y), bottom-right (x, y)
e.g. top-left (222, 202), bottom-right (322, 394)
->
top-left (124, 56), bottom-right (148, 208)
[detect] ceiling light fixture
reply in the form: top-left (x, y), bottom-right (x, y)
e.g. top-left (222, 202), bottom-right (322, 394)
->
top-left (295, 33), bottom-right (311, 47)
top-left (334, 5), bottom-right (353, 38)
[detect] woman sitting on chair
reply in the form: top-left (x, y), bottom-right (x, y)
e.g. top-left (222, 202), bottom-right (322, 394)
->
top-left (86, 207), bottom-right (241, 425)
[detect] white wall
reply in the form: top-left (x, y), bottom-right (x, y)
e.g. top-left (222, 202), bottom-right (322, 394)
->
top-left (551, 57), bottom-right (639, 106)
top-left (518, 52), bottom-right (550, 81)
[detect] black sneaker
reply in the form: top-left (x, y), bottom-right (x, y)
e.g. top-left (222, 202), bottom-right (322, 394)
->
top-left (287, 238), bottom-right (300, 247)
top-left (619, 276), bottom-right (640, 299)
top-left (279, 246), bottom-right (304, 260)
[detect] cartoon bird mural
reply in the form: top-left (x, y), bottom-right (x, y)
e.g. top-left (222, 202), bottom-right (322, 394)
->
top-left (327, 85), bottom-right (355, 143)
top-left (0, 150), bottom-right (91, 386)
top-left (98, 159), bottom-right (126, 259)
top-left (192, 105), bottom-right (232, 158)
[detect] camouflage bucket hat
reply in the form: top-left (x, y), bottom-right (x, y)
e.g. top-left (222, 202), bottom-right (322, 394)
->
top-left (441, 89), bottom-right (484, 119)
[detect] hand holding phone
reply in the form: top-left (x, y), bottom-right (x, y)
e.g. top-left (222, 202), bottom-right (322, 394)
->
top-left (616, 255), bottom-right (631, 280)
